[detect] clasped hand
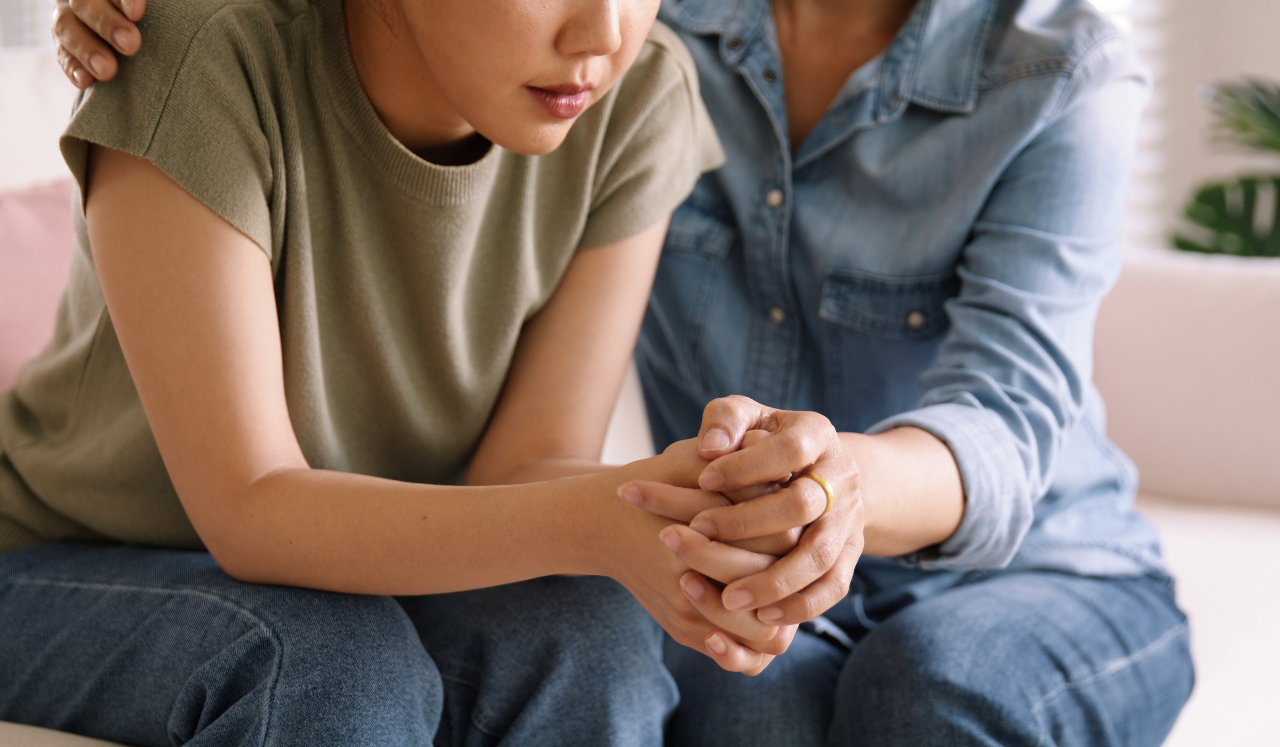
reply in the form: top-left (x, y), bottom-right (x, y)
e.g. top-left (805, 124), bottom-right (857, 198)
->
top-left (620, 396), bottom-right (866, 676)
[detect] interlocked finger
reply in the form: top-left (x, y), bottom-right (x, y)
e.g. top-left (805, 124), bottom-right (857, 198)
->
top-left (752, 556), bottom-right (860, 626)
top-left (688, 477), bottom-right (828, 543)
top-left (700, 412), bottom-right (835, 493)
top-left (618, 481), bottom-right (730, 523)
top-left (660, 525), bottom-right (776, 585)
top-left (678, 572), bottom-right (779, 644)
top-left (719, 514), bottom-right (854, 612)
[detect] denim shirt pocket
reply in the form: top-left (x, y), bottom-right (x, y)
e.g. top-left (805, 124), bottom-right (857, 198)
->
top-left (819, 269), bottom-right (959, 341)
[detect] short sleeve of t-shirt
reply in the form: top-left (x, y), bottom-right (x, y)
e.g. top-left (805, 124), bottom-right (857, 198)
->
top-left (576, 21), bottom-right (726, 251)
top-left (60, 0), bottom-right (283, 258)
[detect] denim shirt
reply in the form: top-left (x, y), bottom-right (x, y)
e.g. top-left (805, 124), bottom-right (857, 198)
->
top-left (639, 0), bottom-right (1166, 581)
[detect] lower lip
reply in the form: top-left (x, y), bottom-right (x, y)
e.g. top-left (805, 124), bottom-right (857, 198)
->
top-left (527, 88), bottom-right (590, 119)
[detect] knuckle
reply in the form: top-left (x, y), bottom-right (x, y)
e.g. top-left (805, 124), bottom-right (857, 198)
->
top-left (777, 431), bottom-right (807, 463)
top-left (806, 534), bottom-right (842, 572)
top-left (792, 483), bottom-right (824, 521)
top-left (761, 574), bottom-right (790, 604)
top-left (726, 511), bottom-right (753, 540)
top-left (51, 8), bottom-right (72, 35)
top-left (799, 592), bottom-right (824, 620)
top-left (757, 636), bottom-right (789, 656)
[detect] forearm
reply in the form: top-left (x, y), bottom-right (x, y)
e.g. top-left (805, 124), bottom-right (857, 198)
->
top-left (467, 456), bottom-right (612, 486)
top-left (204, 457), bottom-right (673, 596)
top-left (842, 427), bottom-right (965, 557)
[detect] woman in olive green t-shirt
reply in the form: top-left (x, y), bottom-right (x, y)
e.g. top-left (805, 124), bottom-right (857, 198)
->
top-left (0, 0), bottom-right (796, 742)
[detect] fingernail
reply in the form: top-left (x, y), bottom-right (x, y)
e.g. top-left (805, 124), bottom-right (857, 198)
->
top-left (659, 527), bottom-right (681, 553)
top-left (88, 54), bottom-right (108, 78)
top-left (120, 0), bottom-right (133, 17)
top-left (681, 574), bottom-right (705, 600)
top-left (706, 633), bottom-right (728, 655)
top-left (617, 484), bottom-right (640, 505)
top-left (73, 69), bottom-right (89, 88)
top-left (689, 517), bottom-right (716, 539)
top-left (699, 469), bottom-right (725, 491)
top-left (758, 606), bottom-right (784, 622)
top-left (724, 589), bottom-right (755, 610)
top-left (113, 29), bottom-right (132, 52)
top-left (700, 428), bottom-right (730, 452)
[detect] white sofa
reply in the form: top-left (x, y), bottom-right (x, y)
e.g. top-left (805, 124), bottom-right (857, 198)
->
top-left (0, 178), bottom-right (1276, 743)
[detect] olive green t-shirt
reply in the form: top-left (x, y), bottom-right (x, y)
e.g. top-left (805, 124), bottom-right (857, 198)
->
top-left (0, 0), bottom-right (722, 553)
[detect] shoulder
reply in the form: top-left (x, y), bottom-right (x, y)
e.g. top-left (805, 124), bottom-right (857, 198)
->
top-left (981, 0), bottom-right (1144, 90)
top-left (66, 0), bottom-right (312, 149)
top-left (128, 0), bottom-right (307, 68)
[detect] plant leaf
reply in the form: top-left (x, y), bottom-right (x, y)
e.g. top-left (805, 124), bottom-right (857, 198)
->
top-left (1208, 80), bottom-right (1280, 155)
top-left (1172, 175), bottom-right (1280, 257)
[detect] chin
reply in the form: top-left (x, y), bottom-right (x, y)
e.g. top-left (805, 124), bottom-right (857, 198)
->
top-left (488, 121), bottom-right (575, 157)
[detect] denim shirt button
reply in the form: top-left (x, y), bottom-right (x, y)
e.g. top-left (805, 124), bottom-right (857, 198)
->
top-left (906, 310), bottom-right (928, 329)
top-left (726, 36), bottom-right (744, 51)
top-left (884, 93), bottom-right (904, 111)
top-left (769, 306), bottom-right (787, 325)
top-left (762, 68), bottom-right (778, 83)
top-left (832, 111), bottom-right (849, 126)
top-left (765, 188), bottom-right (785, 208)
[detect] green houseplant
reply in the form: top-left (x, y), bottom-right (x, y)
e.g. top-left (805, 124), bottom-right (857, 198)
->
top-left (1173, 80), bottom-right (1280, 257)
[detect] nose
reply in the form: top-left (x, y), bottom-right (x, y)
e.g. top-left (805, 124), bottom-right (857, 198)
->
top-left (557, 0), bottom-right (623, 58)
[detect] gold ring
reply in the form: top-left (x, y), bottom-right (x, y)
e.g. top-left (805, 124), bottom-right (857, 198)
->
top-left (799, 472), bottom-right (835, 517)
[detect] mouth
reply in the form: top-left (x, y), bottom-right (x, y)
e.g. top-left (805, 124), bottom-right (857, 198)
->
top-left (526, 83), bottom-right (594, 120)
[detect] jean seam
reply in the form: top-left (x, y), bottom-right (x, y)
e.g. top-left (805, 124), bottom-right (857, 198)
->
top-left (4, 576), bottom-right (285, 747)
top-left (1030, 621), bottom-right (1189, 747)
top-left (435, 663), bottom-right (504, 738)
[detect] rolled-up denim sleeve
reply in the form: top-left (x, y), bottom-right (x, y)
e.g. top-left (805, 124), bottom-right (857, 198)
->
top-left (867, 36), bottom-right (1149, 570)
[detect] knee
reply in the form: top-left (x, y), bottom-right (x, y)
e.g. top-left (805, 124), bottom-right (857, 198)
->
top-left (410, 576), bottom-right (672, 695)
top-left (833, 594), bottom-right (1043, 745)
top-left (172, 587), bottom-right (442, 744)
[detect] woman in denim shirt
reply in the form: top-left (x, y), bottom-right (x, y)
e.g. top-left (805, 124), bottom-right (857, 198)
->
top-left (56, 0), bottom-right (1194, 744)
top-left (625, 0), bottom-right (1195, 744)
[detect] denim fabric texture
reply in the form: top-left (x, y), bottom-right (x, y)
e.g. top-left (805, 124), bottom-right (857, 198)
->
top-left (0, 543), bottom-right (678, 747)
top-left (642, 0), bottom-right (1166, 579)
top-left (665, 571), bottom-right (1193, 747)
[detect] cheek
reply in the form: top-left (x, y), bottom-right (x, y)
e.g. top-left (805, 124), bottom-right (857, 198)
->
top-left (605, 2), bottom-right (661, 82)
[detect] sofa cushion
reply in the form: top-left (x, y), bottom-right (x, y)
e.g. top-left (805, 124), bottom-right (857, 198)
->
top-left (0, 180), bottom-right (76, 392)
top-left (1137, 493), bottom-right (1280, 747)
top-left (1095, 250), bottom-right (1280, 509)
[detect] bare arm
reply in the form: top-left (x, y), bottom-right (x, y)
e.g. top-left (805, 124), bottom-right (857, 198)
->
top-left (464, 220), bottom-right (667, 487)
top-left (87, 146), bottom-right (790, 672)
top-left (86, 145), bottom-right (646, 593)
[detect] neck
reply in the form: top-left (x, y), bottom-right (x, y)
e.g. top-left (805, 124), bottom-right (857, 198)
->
top-left (772, 0), bottom-right (917, 37)
top-left (343, 0), bottom-right (489, 165)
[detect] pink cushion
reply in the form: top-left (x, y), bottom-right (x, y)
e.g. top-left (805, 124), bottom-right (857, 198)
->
top-left (0, 180), bottom-right (76, 392)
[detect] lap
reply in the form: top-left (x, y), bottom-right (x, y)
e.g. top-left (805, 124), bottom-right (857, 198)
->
top-left (832, 571), bottom-right (1193, 746)
top-left (664, 570), bottom-right (1192, 747)
top-left (400, 575), bottom-right (677, 747)
top-left (0, 542), bottom-right (439, 747)
top-left (0, 545), bottom-right (677, 747)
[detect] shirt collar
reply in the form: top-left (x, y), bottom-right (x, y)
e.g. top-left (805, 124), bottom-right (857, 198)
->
top-left (662, 0), bottom-right (997, 115)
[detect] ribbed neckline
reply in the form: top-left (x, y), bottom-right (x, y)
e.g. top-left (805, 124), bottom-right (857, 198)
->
top-left (310, 0), bottom-right (503, 205)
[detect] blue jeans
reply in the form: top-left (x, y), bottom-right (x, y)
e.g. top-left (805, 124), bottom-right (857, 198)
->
top-left (0, 542), bottom-right (678, 746)
top-left (666, 570), bottom-right (1193, 747)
